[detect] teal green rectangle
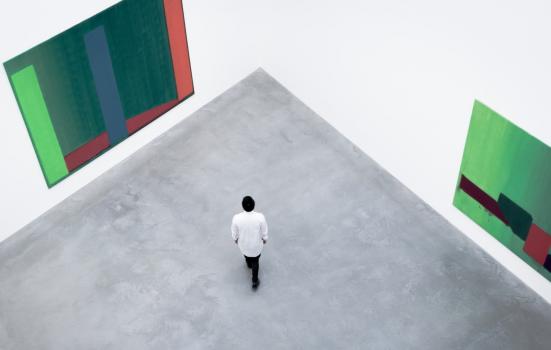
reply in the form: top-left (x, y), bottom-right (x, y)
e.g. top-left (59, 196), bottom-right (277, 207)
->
top-left (10, 66), bottom-right (68, 187)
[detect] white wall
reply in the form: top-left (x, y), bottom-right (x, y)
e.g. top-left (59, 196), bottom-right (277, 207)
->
top-left (1, 0), bottom-right (550, 301)
top-left (256, 0), bottom-right (551, 302)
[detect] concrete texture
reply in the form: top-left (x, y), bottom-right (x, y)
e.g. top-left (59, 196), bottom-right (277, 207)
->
top-left (0, 69), bottom-right (550, 350)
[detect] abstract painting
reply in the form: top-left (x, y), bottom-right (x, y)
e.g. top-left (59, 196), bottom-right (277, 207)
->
top-left (4, 0), bottom-right (193, 187)
top-left (454, 101), bottom-right (551, 281)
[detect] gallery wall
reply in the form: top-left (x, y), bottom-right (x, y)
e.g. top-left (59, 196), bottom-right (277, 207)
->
top-left (256, 0), bottom-right (551, 301)
top-left (1, 0), bottom-right (550, 301)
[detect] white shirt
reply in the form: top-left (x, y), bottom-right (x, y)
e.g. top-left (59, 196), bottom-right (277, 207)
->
top-left (231, 211), bottom-right (268, 257)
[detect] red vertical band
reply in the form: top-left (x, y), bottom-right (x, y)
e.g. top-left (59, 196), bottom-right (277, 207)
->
top-left (164, 0), bottom-right (193, 101)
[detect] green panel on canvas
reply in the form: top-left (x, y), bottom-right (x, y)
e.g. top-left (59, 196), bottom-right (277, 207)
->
top-left (3, 0), bottom-right (177, 155)
top-left (454, 100), bottom-right (551, 281)
top-left (457, 101), bottom-right (551, 233)
top-left (10, 66), bottom-right (68, 186)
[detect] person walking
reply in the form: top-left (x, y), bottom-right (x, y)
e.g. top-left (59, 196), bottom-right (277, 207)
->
top-left (231, 196), bottom-right (268, 289)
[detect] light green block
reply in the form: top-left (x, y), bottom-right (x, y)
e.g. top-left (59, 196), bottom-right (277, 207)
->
top-left (11, 66), bottom-right (68, 187)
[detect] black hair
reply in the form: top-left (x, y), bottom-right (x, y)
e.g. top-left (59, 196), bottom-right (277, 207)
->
top-left (242, 196), bottom-right (255, 212)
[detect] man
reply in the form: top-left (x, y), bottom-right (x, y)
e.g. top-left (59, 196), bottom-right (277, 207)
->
top-left (231, 196), bottom-right (268, 289)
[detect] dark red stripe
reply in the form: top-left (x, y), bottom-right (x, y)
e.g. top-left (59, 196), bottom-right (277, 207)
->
top-left (126, 99), bottom-right (179, 135)
top-left (64, 132), bottom-right (110, 171)
top-left (459, 175), bottom-right (509, 224)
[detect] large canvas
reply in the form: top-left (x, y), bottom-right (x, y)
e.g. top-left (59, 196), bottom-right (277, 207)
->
top-left (454, 101), bottom-right (551, 281)
top-left (4, 0), bottom-right (193, 187)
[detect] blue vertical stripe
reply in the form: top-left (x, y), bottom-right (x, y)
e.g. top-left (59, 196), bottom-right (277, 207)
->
top-left (84, 26), bottom-right (128, 144)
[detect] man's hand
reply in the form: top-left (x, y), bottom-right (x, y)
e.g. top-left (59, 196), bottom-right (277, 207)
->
top-left (262, 239), bottom-right (267, 244)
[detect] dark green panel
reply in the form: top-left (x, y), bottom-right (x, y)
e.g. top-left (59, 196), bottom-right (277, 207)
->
top-left (107, 0), bottom-right (177, 119)
top-left (498, 194), bottom-right (533, 240)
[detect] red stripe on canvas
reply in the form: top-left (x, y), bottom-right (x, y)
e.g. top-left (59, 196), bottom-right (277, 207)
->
top-left (126, 99), bottom-right (180, 135)
top-left (64, 132), bottom-right (110, 171)
top-left (164, 0), bottom-right (194, 100)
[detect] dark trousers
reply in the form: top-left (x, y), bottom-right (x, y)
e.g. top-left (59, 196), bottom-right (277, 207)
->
top-left (244, 254), bottom-right (261, 283)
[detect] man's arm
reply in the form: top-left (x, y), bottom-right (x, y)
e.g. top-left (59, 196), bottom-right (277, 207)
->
top-left (231, 217), bottom-right (239, 243)
top-left (260, 215), bottom-right (268, 244)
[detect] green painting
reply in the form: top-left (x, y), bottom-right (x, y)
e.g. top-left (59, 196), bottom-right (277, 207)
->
top-left (4, 0), bottom-right (193, 187)
top-left (454, 101), bottom-right (551, 281)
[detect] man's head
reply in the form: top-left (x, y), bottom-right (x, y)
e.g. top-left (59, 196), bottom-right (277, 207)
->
top-left (242, 196), bottom-right (255, 212)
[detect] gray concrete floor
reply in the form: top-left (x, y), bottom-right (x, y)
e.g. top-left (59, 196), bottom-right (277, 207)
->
top-left (1, 69), bottom-right (550, 350)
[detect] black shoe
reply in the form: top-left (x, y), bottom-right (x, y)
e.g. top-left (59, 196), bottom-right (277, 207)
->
top-left (252, 279), bottom-right (260, 289)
